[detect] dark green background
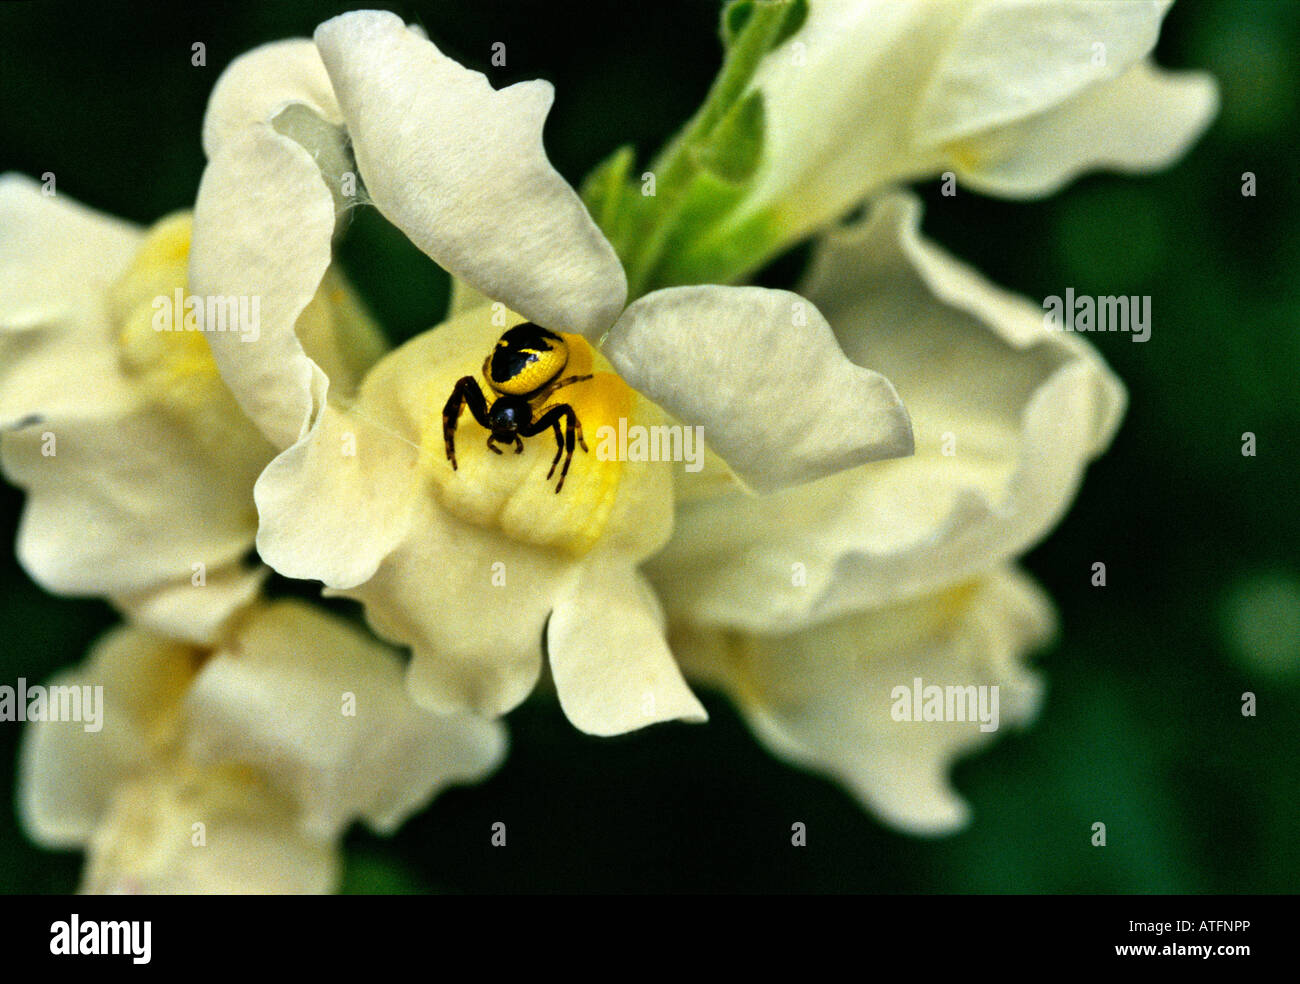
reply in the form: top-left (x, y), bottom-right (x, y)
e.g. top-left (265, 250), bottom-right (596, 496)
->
top-left (0, 0), bottom-right (1296, 893)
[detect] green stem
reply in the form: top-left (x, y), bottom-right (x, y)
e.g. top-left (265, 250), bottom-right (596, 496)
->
top-left (623, 1), bottom-right (792, 298)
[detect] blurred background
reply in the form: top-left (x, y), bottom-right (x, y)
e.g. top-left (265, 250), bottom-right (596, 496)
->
top-left (0, 0), bottom-right (1296, 893)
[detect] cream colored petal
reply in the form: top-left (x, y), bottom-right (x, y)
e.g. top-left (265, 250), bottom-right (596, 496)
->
top-left (256, 303), bottom-right (674, 720)
top-left (110, 564), bottom-right (268, 646)
top-left (184, 600), bottom-right (507, 840)
top-left (447, 277), bottom-right (492, 319)
top-left (294, 268), bottom-right (389, 399)
top-left (81, 769), bottom-right (338, 895)
top-left (954, 60), bottom-right (1219, 198)
top-left (548, 562), bottom-right (706, 736)
top-left (741, 0), bottom-right (1194, 243)
top-left (914, 0), bottom-right (1172, 147)
top-left (745, 0), bottom-right (954, 236)
top-left (346, 490), bottom-right (559, 718)
top-left (676, 568), bottom-right (1054, 835)
top-left (253, 401), bottom-right (418, 588)
top-left (201, 39), bottom-right (342, 157)
top-left (605, 285), bottom-right (912, 494)
top-left (652, 193), bottom-right (1124, 630)
top-left (314, 10), bottom-right (625, 338)
top-left (1, 403), bottom-right (264, 602)
top-left (193, 37), bottom-right (384, 443)
top-left (3, 207), bottom-right (276, 635)
top-left (18, 626), bottom-right (200, 848)
top-left (190, 127), bottom-right (335, 449)
top-left (0, 174), bottom-right (142, 427)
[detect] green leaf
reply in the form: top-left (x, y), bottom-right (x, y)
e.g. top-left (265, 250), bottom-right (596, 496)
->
top-left (651, 198), bottom-right (784, 289)
top-left (692, 90), bottom-right (765, 185)
top-left (722, 0), bottom-right (755, 47)
top-left (775, 0), bottom-right (809, 47)
top-left (638, 164), bottom-right (787, 290)
top-left (723, 0), bottom-right (808, 51)
top-left (584, 0), bottom-right (802, 297)
top-left (579, 144), bottom-right (636, 231)
top-left (578, 144), bottom-right (652, 268)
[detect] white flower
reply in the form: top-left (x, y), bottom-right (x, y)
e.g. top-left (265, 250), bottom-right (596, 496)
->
top-left (652, 192), bottom-right (1124, 631)
top-left (729, 0), bottom-right (1218, 250)
top-left (187, 11), bottom-right (916, 734)
top-left (673, 567), bottom-right (1052, 834)
top-left (0, 176), bottom-right (382, 642)
top-left (658, 191), bottom-right (1124, 831)
top-left (19, 600), bottom-right (506, 894)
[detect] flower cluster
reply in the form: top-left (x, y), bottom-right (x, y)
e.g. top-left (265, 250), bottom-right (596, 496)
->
top-left (1, 1), bottom-right (1215, 889)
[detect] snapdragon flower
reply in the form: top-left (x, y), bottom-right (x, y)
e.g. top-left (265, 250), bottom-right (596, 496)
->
top-left (189, 11), bottom-right (915, 734)
top-left (0, 176), bottom-right (382, 641)
top-left (661, 192), bottom-right (1124, 832)
top-left (19, 600), bottom-right (506, 893)
top-left (659, 0), bottom-right (1219, 284)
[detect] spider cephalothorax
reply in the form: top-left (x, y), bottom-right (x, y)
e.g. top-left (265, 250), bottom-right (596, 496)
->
top-left (442, 323), bottom-right (592, 493)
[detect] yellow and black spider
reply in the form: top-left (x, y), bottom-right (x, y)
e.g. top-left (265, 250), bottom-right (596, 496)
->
top-left (442, 323), bottom-right (592, 493)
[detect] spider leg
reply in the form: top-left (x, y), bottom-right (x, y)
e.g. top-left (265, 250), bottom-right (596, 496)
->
top-left (443, 376), bottom-right (492, 471)
top-left (556, 413), bottom-right (577, 493)
top-left (486, 436), bottom-right (503, 455)
top-left (545, 420), bottom-right (564, 480)
top-left (513, 435), bottom-right (524, 454)
top-left (523, 404), bottom-right (587, 493)
top-left (531, 373), bottom-right (593, 405)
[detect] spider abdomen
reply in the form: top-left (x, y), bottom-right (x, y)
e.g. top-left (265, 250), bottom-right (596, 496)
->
top-left (485, 322), bottom-right (568, 396)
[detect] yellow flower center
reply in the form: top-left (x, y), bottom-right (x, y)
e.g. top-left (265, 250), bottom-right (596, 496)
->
top-left (422, 328), bottom-right (649, 556)
top-left (352, 304), bottom-right (673, 558)
top-left (112, 213), bottom-right (226, 408)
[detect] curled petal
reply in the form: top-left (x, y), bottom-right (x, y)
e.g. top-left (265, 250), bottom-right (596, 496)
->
top-left (651, 193), bottom-right (1124, 631)
top-left (18, 626), bottom-right (200, 848)
top-left (674, 568), bottom-right (1053, 835)
top-left (0, 173), bottom-right (141, 427)
top-left (953, 60), bottom-right (1219, 198)
top-left (253, 402), bottom-right (417, 588)
top-left (190, 127), bottom-right (336, 448)
top-left (348, 491), bottom-right (559, 719)
top-left (185, 601), bottom-right (507, 839)
top-left (314, 10), bottom-right (626, 338)
top-left (604, 285), bottom-right (912, 494)
top-left (548, 563), bottom-right (707, 736)
top-left (914, 0), bottom-right (1172, 146)
top-left (201, 39), bottom-right (343, 157)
